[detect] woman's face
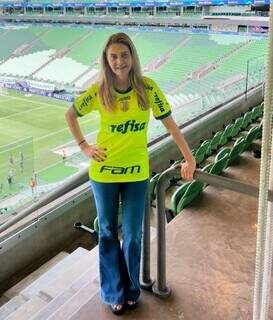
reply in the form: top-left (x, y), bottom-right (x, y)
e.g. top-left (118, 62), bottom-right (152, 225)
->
top-left (107, 43), bottom-right (132, 82)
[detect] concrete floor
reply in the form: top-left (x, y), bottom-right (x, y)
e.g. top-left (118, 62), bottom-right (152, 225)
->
top-left (69, 151), bottom-right (273, 320)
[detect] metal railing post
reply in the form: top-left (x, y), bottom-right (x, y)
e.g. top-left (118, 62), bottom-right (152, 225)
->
top-left (150, 167), bottom-right (273, 299)
top-left (152, 167), bottom-right (176, 298)
top-left (140, 186), bottom-right (154, 290)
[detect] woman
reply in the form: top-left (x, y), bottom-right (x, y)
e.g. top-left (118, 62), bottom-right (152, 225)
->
top-left (65, 32), bottom-right (196, 315)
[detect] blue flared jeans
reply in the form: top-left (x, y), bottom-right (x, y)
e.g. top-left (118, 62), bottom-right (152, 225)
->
top-left (90, 179), bottom-right (148, 305)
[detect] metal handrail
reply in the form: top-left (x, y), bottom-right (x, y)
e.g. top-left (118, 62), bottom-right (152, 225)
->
top-left (152, 167), bottom-right (273, 298)
top-left (140, 188), bottom-right (154, 290)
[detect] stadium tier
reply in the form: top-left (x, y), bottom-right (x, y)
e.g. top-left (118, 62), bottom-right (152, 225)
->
top-left (0, 23), bottom-right (267, 210)
top-left (0, 25), bottom-right (267, 90)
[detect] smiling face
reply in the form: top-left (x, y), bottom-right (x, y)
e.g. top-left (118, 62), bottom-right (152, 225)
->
top-left (106, 43), bottom-right (132, 84)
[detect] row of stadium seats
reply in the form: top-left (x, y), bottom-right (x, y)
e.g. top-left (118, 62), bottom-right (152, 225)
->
top-left (0, 28), bottom-right (266, 97)
top-left (192, 104), bottom-right (263, 166)
top-left (170, 124), bottom-right (262, 216)
top-left (169, 105), bottom-right (263, 217)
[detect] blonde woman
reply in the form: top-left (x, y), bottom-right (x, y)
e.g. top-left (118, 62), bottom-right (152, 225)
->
top-left (66, 32), bottom-right (196, 315)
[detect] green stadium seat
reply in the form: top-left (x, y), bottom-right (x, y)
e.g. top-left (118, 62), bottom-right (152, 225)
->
top-left (257, 103), bottom-right (264, 119)
top-left (193, 142), bottom-right (210, 165)
top-left (169, 159), bottom-right (185, 183)
top-left (93, 217), bottom-right (99, 233)
top-left (218, 136), bottom-right (245, 166)
top-left (209, 150), bottom-right (230, 175)
top-left (230, 117), bottom-right (244, 137)
top-left (170, 181), bottom-right (192, 216)
top-left (200, 140), bottom-right (212, 157)
top-left (202, 162), bottom-right (214, 173)
top-left (200, 162), bottom-right (214, 188)
top-left (219, 123), bottom-right (235, 145)
top-left (243, 126), bottom-right (260, 151)
top-left (228, 137), bottom-right (246, 164)
top-left (241, 111), bottom-right (253, 129)
top-left (170, 159), bottom-right (184, 168)
top-left (257, 122), bottom-right (263, 139)
top-left (175, 180), bottom-right (205, 214)
top-left (250, 105), bottom-right (263, 126)
top-left (251, 106), bottom-right (261, 121)
top-left (170, 161), bottom-right (214, 216)
top-left (149, 172), bottom-right (161, 201)
top-left (210, 130), bottom-right (223, 151)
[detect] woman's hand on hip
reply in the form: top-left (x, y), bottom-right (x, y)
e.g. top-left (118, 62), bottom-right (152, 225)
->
top-left (80, 143), bottom-right (107, 162)
top-left (180, 158), bottom-right (196, 181)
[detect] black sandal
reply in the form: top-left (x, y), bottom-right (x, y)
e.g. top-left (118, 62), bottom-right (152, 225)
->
top-left (110, 304), bottom-right (124, 315)
top-left (125, 300), bottom-right (138, 310)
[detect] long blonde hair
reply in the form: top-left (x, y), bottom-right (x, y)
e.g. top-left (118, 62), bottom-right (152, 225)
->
top-left (98, 32), bottom-right (149, 112)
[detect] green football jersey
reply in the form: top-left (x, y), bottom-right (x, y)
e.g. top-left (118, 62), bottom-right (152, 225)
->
top-left (73, 77), bottom-right (171, 183)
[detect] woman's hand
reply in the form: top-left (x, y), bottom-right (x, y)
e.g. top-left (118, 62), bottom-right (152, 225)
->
top-left (80, 142), bottom-right (107, 162)
top-left (180, 158), bottom-right (196, 181)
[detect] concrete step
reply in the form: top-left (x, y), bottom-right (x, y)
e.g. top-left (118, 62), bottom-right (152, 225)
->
top-left (47, 277), bottom-right (99, 320)
top-left (0, 295), bottom-right (9, 307)
top-left (0, 247), bottom-right (93, 320)
top-left (21, 247), bottom-right (88, 300)
top-left (68, 291), bottom-right (101, 320)
top-left (4, 252), bottom-right (69, 300)
top-left (39, 246), bottom-right (98, 300)
top-left (56, 229), bottom-right (157, 320)
top-left (5, 296), bottom-right (47, 320)
top-left (29, 247), bottom-right (99, 320)
top-left (0, 252), bottom-right (70, 319)
top-left (0, 248), bottom-right (83, 320)
top-left (0, 295), bottom-right (28, 320)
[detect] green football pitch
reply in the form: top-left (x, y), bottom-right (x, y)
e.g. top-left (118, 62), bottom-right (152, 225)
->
top-left (0, 89), bottom-right (98, 195)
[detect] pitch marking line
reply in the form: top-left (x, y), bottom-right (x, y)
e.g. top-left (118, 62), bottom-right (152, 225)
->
top-left (34, 115), bottom-right (99, 142)
top-left (0, 93), bottom-right (69, 110)
top-left (0, 105), bottom-right (47, 120)
top-left (0, 97), bottom-right (14, 104)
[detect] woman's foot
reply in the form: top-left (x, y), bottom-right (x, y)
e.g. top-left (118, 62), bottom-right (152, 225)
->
top-left (125, 300), bottom-right (138, 310)
top-left (110, 304), bottom-right (124, 315)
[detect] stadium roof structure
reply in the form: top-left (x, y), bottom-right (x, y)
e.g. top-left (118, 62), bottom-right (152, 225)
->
top-left (0, 0), bottom-right (270, 7)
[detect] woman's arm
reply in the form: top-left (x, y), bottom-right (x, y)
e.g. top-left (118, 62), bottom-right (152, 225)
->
top-left (65, 107), bottom-right (106, 162)
top-left (161, 115), bottom-right (196, 180)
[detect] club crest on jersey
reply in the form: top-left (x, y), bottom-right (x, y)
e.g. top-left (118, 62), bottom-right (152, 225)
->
top-left (119, 96), bottom-right (130, 112)
top-left (109, 120), bottom-right (146, 134)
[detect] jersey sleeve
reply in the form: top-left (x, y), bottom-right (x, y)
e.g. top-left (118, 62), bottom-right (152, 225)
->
top-left (72, 84), bottom-right (98, 117)
top-left (145, 77), bottom-right (172, 120)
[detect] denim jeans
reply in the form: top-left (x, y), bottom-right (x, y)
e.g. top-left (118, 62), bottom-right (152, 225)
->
top-left (90, 179), bottom-right (148, 305)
